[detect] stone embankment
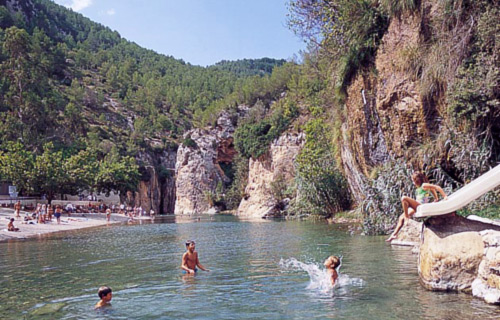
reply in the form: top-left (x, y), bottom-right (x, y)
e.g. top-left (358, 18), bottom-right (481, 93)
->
top-left (417, 213), bottom-right (500, 304)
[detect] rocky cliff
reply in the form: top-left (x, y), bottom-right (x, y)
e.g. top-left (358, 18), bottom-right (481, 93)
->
top-left (174, 111), bottom-right (238, 215)
top-left (237, 132), bottom-right (305, 219)
top-left (125, 149), bottom-right (177, 214)
top-left (340, 2), bottom-right (462, 203)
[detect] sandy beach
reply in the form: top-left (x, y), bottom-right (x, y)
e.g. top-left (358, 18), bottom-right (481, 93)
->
top-left (0, 208), bottom-right (144, 242)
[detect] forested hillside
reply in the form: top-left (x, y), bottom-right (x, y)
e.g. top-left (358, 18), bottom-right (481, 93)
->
top-left (211, 58), bottom-right (287, 77)
top-left (0, 0), bottom-right (498, 230)
top-left (0, 0), bottom-right (290, 201)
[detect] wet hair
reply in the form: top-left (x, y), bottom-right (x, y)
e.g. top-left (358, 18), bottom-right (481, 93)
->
top-left (98, 286), bottom-right (112, 299)
top-left (185, 240), bottom-right (195, 247)
top-left (329, 256), bottom-right (340, 268)
top-left (10, 218), bottom-right (14, 222)
top-left (412, 172), bottom-right (429, 187)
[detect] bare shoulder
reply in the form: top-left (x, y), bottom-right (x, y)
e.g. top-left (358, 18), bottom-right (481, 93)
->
top-left (422, 183), bottom-right (438, 189)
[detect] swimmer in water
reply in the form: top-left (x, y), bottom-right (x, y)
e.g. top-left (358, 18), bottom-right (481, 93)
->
top-left (95, 286), bottom-right (112, 309)
top-left (181, 240), bottom-right (209, 274)
top-left (324, 255), bottom-right (341, 286)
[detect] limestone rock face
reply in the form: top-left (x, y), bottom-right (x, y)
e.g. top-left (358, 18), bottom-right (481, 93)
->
top-left (237, 132), bottom-right (305, 219)
top-left (126, 149), bottom-right (177, 214)
top-left (340, 5), bottom-right (448, 203)
top-left (160, 155), bottom-right (177, 214)
top-left (174, 111), bottom-right (237, 215)
top-left (374, 13), bottom-right (432, 155)
top-left (419, 214), bottom-right (500, 296)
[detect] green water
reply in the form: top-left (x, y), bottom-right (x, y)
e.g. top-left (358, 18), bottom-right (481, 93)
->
top-left (0, 216), bottom-right (498, 319)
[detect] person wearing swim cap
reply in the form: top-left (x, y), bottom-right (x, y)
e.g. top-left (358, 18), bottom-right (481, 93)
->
top-left (181, 240), bottom-right (210, 274)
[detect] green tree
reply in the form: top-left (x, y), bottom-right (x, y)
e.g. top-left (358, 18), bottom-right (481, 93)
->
top-left (0, 26), bottom-right (58, 147)
top-left (0, 6), bottom-right (14, 29)
top-left (295, 118), bottom-right (351, 216)
top-left (30, 142), bottom-right (68, 203)
top-left (64, 148), bottom-right (99, 194)
top-left (94, 153), bottom-right (140, 196)
top-left (287, 0), bottom-right (388, 95)
top-left (2, 26), bottom-right (31, 107)
top-left (0, 142), bottom-right (35, 195)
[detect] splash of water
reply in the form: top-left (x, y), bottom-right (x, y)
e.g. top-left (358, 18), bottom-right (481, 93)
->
top-left (279, 258), bottom-right (365, 295)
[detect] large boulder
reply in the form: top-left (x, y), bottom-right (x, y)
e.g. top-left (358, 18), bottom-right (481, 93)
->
top-left (418, 213), bottom-right (500, 302)
top-left (391, 218), bottom-right (422, 247)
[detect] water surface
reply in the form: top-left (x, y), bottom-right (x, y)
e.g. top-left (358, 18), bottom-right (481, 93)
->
top-left (0, 216), bottom-right (498, 319)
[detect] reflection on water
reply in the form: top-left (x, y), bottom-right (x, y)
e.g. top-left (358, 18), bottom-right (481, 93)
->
top-left (0, 216), bottom-right (499, 319)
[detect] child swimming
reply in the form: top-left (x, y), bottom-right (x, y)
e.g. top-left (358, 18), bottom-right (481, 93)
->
top-left (181, 240), bottom-right (209, 274)
top-left (95, 286), bottom-right (112, 309)
top-left (324, 255), bottom-right (341, 286)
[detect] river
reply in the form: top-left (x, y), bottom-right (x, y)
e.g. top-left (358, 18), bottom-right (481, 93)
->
top-left (0, 216), bottom-right (498, 319)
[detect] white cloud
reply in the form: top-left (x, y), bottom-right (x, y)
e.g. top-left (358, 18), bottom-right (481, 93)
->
top-left (62, 0), bottom-right (93, 12)
top-left (106, 9), bottom-right (116, 16)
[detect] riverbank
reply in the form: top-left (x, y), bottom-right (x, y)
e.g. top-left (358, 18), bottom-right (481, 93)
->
top-left (0, 208), bottom-right (149, 242)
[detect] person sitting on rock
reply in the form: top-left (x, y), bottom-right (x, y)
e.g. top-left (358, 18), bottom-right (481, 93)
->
top-left (386, 172), bottom-right (447, 242)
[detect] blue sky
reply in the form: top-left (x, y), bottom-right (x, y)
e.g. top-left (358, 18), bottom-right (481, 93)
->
top-left (52, 0), bottom-right (305, 66)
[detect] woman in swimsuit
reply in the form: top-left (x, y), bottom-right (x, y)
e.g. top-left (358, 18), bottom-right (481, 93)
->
top-left (386, 172), bottom-right (447, 242)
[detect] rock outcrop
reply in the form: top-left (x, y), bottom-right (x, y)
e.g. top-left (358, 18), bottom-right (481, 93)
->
top-left (237, 132), bottom-right (305, 219)
top-left (391, 219), bottom-right (422, 247)
top-left (174, 111), bottom-right (238, 215)
top-left (126, 149), bottom-right (177, 214)
top-left (340, 12), bottom-right (423, 202)
top-left (340, 3), bottom-right (460, 203)
top-left (418, 213), bottom-right (500, 304)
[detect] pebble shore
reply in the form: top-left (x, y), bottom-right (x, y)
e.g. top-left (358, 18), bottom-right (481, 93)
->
top-left (0, 208), bottom-right (146, 242)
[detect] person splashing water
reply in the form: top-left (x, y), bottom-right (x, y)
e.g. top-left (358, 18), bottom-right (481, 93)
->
top-left (324, 255), bottom-right (341, 286)
top-left (280, 256), bottom-right (364, 296)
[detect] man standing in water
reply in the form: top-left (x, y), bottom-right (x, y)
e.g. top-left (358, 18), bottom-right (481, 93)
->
top-left (181, 240), bottom-right (210, 274)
